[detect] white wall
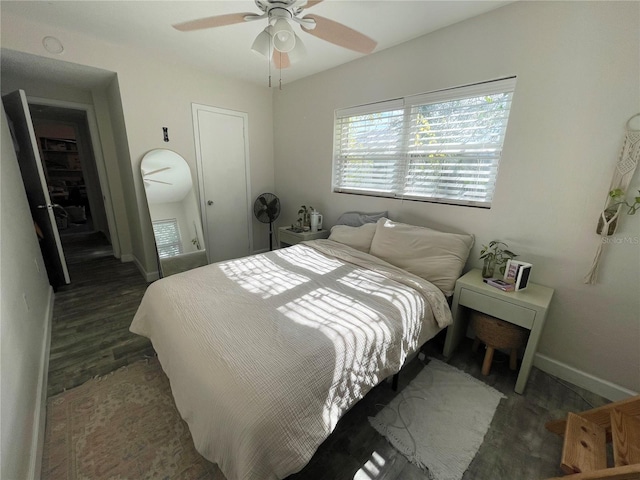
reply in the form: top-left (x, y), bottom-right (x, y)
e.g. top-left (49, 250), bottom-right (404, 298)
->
top-left (274, 1), bottom-right (640, 396)
top-left (1, 106), bottom-right (54, 479)
top-left (1, 13), bottom-right (275, 276)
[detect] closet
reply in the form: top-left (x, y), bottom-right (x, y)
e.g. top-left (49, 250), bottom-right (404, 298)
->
top-left (192, 104), bottom-right (253, 263)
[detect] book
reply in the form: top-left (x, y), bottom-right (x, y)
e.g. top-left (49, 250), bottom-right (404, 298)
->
top-left (483, 277), bottom-right (515, 291)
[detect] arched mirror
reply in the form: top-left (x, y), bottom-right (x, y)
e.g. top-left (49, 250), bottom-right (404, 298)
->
top-left (141, 149), bottom-right (207, 277)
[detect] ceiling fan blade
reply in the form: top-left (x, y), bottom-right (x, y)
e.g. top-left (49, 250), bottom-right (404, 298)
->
top-left (272, 51), bottom-right (291, 70)
top-left (173, 13), bottom-right (260, 32)
top-left (143, 166), bottom-right (171, 177)
top-left (147, 179), bottom-right (173, 186)
top-left (301, 14), bottom-right (377, 54)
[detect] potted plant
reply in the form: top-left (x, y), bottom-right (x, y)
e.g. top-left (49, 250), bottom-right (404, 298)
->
top-left (297, 205), bottom-right (314, 230)
top-left (479, 240), bottom-right (518, 278)
top-left (596, 189), bottom-right (640, 235)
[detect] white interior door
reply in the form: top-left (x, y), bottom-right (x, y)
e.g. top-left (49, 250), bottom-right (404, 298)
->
top-left (193, 104), bottom-right (252, 263)
top-left (2, 90), bottom-right (70, 286)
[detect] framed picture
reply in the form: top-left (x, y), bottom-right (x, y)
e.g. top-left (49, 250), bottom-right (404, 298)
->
top-left (504, 260), bottom-right (520, 284)
top-left (503, 260), bottom-right (533, 291)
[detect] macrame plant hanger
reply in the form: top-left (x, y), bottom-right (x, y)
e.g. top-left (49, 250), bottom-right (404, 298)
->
top-left (584, 113), bottom-right (640, 284)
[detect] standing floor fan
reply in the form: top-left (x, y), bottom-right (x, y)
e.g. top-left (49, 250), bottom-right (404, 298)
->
top-left (253, 193), bottom-right (281, 250)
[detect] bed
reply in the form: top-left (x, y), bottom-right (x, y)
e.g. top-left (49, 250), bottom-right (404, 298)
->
top-left (130, 217), bottom-right (473, 480)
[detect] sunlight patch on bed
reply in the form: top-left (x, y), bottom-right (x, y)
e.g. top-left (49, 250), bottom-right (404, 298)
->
top-left (275, 245), bottom-right (342, 275)
top-left (219, 255), bottom-right (309, 298)
top-left (278, 287), bottom-right (393, 431)
top-left (338, 269), bottom-right (423, 359)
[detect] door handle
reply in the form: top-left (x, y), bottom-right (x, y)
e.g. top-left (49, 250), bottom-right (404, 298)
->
top-left (37, 203), bottom-right (63, 210)
top-left (207, 200), bottom-right (214, 206)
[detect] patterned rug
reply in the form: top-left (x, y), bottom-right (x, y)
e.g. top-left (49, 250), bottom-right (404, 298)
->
top-left (42, 357), bottom-right (225, 479)
top-left (369, 358), bottom-right (505, 480)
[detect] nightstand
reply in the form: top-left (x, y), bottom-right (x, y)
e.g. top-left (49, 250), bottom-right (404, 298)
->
top-left (277, 226), bottom-right (330, 247)
top-left (443, 268), bottom-right (554, 394)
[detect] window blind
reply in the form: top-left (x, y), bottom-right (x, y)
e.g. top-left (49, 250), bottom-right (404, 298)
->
top-left (333, 77), bottom-right (516, 207)
top-left (152, 219), bottom-right (183, 258)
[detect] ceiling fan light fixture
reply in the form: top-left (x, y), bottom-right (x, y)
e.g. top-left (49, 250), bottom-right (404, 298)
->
top-left (271, 18), bottom-right (296, 52)
top-left (251, 27), bottom-right (273, 58)
top-left (287, 33), bottom-right (306, 63)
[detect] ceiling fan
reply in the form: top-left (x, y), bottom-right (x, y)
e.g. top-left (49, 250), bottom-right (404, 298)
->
top-left (173, 0), bottom-right (377, 70)
top-left (143, 166), bottom-right (173, 187)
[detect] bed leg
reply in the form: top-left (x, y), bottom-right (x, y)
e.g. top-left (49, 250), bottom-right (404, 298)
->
top-left (392, 373), bottom-right (399, 391)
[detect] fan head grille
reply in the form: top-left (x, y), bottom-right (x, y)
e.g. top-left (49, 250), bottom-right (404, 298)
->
top-left (253, 193), bottom-right (280, 223)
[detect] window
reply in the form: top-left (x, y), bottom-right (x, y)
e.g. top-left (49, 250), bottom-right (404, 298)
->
top-left (152, 219), bottom-right (183, 258)
top-left (332, 77), bottom-right (516, 208)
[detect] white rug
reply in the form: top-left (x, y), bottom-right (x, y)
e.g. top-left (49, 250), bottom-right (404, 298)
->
top-left (369, 358), bottom-right (505, 480)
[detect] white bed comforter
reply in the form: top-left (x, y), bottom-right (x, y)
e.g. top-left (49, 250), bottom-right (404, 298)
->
top-left (130, 239), bottom-right (452, 480)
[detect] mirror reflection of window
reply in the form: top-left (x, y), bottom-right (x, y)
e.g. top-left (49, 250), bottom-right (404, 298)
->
top-left (152, 219), bottom-right (183, 258)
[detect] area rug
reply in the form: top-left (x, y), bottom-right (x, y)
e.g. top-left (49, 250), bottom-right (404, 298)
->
top-left (41, 357), bottom-right (225, 480)
top-left (369, 358), bottom-right (505, 480)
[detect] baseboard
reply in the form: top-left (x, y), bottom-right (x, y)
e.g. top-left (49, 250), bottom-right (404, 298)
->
top-left (130, 255), bottom-right (159, 282)
top-left (28, 285), bottom-right (54, 480)
top-left (534, 353), bottom-right (638, 402)
top-left (253, 248), bottom-right (269, 255)
top-left (120, 253), bottom-right (134, 263)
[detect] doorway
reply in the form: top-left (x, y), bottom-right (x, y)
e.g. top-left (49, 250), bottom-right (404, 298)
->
top-left (30, 105), bottom-right (114, 265)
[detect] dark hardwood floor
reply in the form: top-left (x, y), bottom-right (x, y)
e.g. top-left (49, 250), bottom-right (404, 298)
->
top-left (46, 236), bottom-right (609, 478)
top-left (47, 231), bottom-right (153, 397)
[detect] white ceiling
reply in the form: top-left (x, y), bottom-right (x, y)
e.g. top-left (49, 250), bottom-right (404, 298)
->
top-left (1, 1), bottom-right (512, 87)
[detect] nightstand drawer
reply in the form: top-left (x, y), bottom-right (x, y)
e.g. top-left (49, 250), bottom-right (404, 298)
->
top-left (459, 288), bottom-right (536, 329)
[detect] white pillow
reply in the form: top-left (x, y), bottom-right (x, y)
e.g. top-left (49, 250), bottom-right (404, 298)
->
top-left (328, 223), bottom-right (377, 253)
top-left (369, 218), bottom-right (474, 296)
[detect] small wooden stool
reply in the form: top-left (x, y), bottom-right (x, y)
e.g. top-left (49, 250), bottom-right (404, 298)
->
top-left (471, 312), bottom-right (527, 376)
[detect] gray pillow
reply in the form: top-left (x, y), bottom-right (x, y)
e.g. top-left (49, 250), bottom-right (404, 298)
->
top-left (335, 211), bottom-right (388, 227)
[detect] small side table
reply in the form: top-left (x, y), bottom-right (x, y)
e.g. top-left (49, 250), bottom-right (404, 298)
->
top-left (278, 226), bottom-right (330, 247)
top-left (443, 269), bottom-right (554, 394)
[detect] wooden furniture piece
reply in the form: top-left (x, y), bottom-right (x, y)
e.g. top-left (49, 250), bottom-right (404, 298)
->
top-left (443, 268), bottom-right (554, 394)
top-left (545, 395), bottom-right (640, 480)
top-left (277, 226), bottom-right (329, 247)
top-left (471, 312), bottom-right (527, 376)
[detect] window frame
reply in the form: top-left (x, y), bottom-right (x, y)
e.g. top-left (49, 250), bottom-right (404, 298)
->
top-left (332, 77), bottom-right (516, 208)
top-left (152, 218), bottom-right (184, 259)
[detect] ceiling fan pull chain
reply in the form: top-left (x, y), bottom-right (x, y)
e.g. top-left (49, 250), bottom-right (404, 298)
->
top-left (268, 32), bottom-right (272, 87)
